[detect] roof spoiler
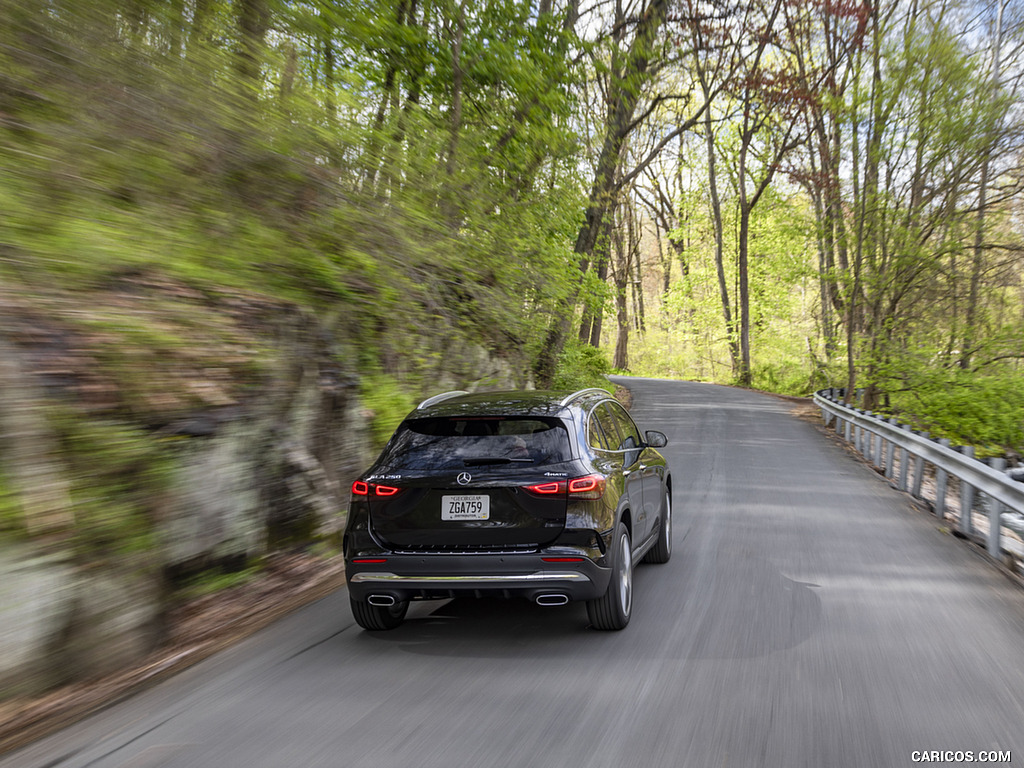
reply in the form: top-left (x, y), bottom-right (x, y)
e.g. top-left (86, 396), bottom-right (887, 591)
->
top-left (416, 390), bottom-right (470, 410)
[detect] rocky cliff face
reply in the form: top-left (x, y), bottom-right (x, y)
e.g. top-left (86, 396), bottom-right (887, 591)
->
top-left (0, 274), bottom-right (526, 699)
top-left (0, 277), bottom-right (372, 697)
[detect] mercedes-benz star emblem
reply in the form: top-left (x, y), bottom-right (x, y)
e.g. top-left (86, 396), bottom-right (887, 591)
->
top-left (456, 472), bottom-right (472, 486)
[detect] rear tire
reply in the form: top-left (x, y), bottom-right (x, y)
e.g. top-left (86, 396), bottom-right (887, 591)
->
top-left (587, 523), bottom-right (632, 631)
top-left (350, 598), bottom-right (408, 631)
top-left (643, 488), bottom-right (672, 564)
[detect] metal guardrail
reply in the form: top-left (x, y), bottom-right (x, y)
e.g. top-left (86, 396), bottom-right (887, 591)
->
top-left (813, 389), bottom-right (1024, 563)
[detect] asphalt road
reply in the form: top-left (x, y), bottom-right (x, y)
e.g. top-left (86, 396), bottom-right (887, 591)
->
top-left (5, 378), bottom-right (1024, 768)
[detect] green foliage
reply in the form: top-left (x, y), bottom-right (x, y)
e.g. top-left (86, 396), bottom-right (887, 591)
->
top-left (888, 369), bottom-right (1024, 457)
top-left (360, 374), bottom-right (415, 453)
top-left (0, 0), bottom-right (1016, 591)
top-left (633, 186), bottom-right (822, 393)
top-left (551, 339), bottom-right (613, 393)
top-left (0, 0), bottom-right (587, 374)
top-left (750, 363), bottom-right (814, 397)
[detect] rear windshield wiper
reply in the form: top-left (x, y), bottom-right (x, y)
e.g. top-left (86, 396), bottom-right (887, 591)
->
top-left (463, 457), bottom-right (535, 466)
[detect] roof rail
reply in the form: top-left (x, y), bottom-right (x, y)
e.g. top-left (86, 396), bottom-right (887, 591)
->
top-left (558, 387), bottom-right (611, 407)
top-left (416, 390), bottom-right (470, 410)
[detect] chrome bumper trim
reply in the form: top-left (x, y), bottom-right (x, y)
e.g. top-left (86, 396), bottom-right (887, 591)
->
top-left (350, 571), bottom-right (592, 585)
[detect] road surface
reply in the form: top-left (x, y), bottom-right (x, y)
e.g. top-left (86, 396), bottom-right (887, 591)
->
top-left (5, 378), bottom-right (1024, 768)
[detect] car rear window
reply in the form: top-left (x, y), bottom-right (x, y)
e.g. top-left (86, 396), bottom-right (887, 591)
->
top-left (377, 417), bottom-right (573, 471)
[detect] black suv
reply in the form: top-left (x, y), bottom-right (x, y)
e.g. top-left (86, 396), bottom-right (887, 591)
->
top-left (343, 387), bottom-right (671, 631)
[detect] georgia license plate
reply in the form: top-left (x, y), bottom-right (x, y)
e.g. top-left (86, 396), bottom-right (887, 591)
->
top-left (441, 494), bottom-right (490, 521)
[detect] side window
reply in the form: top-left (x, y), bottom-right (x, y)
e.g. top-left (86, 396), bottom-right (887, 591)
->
top-left (607, 402), bottom-right (641, 446)
top-left (587, 409), bottom-right (610, 450)
top-left (607, 402), bottom-right (642, 465)
top-left (595, 404), bottom-right (622, 451)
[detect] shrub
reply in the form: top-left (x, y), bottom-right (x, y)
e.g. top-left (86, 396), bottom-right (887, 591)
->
top-left (359, 374), bottom-right (415, 452)
top-left (889, 371), bottom-right (1024, 457)
top-left (551, 339), bottom-right (613, 393)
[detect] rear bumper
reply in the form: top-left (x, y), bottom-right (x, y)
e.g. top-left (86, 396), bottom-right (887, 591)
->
top-left (346, 553), bottom-right (610, 603)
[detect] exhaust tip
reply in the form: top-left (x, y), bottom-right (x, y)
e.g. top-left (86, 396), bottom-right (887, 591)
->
top-left (368, 595), bottom-right (396, 607)
top-left (535, 593), bottom-right (569, 606)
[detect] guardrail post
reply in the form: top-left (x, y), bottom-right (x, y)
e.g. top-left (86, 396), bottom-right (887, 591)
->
top-left (899, 425), bottom-right (911, 492)
top-left (911, 432), bottom-right (927, 498)
top-left (958, 446), bottom-right (976, 536)
top-left (813, 389), bottom-right (1024, 532)
top-left (986, 458), bottom-right (1006, 558)
top-left (885, 418), bottom-right (898, 479)
top-left (934, 438), bottom-right (951, 519)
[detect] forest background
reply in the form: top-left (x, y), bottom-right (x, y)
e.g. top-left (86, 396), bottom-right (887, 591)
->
top-left (1, 0), bottom-right (1024, 701)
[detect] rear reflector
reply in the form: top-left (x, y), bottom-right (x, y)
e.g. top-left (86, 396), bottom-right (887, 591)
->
top-left (351, 558), bottom-right (388, 564)
top-left (541, 557), bottom-right (585, 563)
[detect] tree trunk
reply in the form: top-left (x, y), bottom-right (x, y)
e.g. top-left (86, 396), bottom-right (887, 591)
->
top-left (612, 214), bottom-right (630, 370)
top-left (737, 200), bottom-right (752, 386)
top-left (961, 0), bottom-right (1005, 370)
top-left (445, 2), bottom-right (466, 179)
top-left (169, 0), bottom-right (185, 59)
top-left (579, 217), bottom-right (612, 345)
top-left (532, 0), bottom-right (669, 386)
top-left (235, 0), bottom-right (270, 96)
top-left (629, 201), bottom-right (645, 333)
top-left (590, 230), bottom-right (612, 347)
top-left (189, 0), bottom-right (213, 52)
top-left (705, 109), bottom-right (739, 375)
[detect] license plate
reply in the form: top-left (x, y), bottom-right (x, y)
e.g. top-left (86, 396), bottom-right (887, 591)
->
top-left (442, 494), bottom-right (490, 521)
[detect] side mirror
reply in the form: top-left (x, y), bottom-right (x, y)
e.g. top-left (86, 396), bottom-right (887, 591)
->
top-left (645, 430), bottom-right (668, 448)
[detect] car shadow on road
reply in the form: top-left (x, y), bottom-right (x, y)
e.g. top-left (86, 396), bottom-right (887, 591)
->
top-left (350, 596), bottom-right (639, 659)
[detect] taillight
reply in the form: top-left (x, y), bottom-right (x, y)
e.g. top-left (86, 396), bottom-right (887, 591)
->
top-left (351, 481), bottom-right (402, 497)
top-left (524, 476), bottom-right (606, 499)
top-left (524, 481), bottom-right (566, 495)
top-left (568, 475), bottom-right (606, 499)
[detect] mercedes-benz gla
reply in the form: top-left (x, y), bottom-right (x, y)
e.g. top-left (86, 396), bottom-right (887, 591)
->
top-left (343, 387), bottom-right (671, 631)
